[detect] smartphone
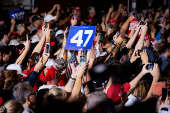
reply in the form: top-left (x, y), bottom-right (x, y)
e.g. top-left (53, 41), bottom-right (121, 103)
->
top-left (138, 50), bottom-right (142, 56)
top-left (146, 64), bottom-right (154, 70)
top-left (111, 3), bottom-right (113, 7)
top-left (109, 56), bottom-right (114, 65)
top-left (166, 9), bottom-right (169, 14)
top-left (45, 43), bottom-right (50, 55)
top-left (34, 56), bottom-right (40, 64)
top-left (46, 22), bottom-right (48, 28)
top-left (74, 10), bottom-right (76, 15)
top-left (100, 35), bottom-right (103, 41)
top-left (162, 88), bottom-right (167, 102)
top-left (117, 31), bottom-right (120, 37)
top-left (140, 22), bottom-right (146, 25)
top-left (80, 55), bottom-right (85, 66)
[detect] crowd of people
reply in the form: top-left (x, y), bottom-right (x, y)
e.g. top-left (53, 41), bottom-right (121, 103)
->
top-left (0, 0), bottom-right (170, 112)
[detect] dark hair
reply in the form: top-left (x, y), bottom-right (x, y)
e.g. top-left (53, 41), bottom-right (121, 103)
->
top-left (55, 34), bottom-right (64, 46)
top-left (0, 27), bottom-right (9, 39)
top-left (0, 46), bottom-right (12, 55)
top-left (15, 3), bottom-right (23, 9)
top-left (158, 43), bottom-right (170, 54)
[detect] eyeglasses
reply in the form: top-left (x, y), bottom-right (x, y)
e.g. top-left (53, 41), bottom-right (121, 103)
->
top-left (28, 91), bottom-right (37, 97)
top-left (151, 93), bottom-right (159, 98)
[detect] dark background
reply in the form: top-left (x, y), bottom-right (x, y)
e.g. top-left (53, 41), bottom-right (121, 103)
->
top-left (34, 0), bottom-right (168, 18)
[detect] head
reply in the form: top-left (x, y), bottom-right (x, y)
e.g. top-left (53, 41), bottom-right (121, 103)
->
top-left (87, 92), bottom-right (108, 111)
top-left (151, 81), bottom-right (167, 98)
top-left (107, 83), bottom-right (130, 104)
top-left (44, 66), bottom-right (61, 85)
top-left (3, 70), bottom-right (20, 90)
top-left (106, 23), bottom-right (115, 34)
top-left (0, 27), bottom-right (10, 44)
top-left (88, 6), bottom-right (96, 17)
top-left (44, 15), bottom-right (57, 29)
top-left (47, 88), bottom-right (67, 101)
top-left (0, 100), bottom-right (24, 113)
top-left (55, 34), bottom-right (64, 47)
top-left (1, 46), bottom-right (12, 63)
top-left (32, 16), bottom-right (42, 28)
top-left (74, 7), bottom-right (81, 17)
top-left (108, 18), bottom-right (119, 28)
top-left (13, 82), bottom-right (37, 110)
top-left (132, 80), bottom-right (149, 99)
top-left (94, 32), bottom-right (102, 42)
top-left (158, 43), bottom-right (170, 57)
top-left (15, 3), bottom-right (23, 9)
top-left (27, 13), bottom-right (35, 24)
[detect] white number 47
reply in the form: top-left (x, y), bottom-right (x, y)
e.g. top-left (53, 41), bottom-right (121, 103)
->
top-left (70, 30), bottom-right (93, 47)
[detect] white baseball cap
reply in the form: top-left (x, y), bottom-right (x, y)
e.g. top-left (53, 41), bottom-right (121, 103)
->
top-left (159, 105), bottom-right (170, 113)
top-left (31, 35), bottom-right (40, 43)
top-left (6, 64), bottom-right (28, 77)
top-left (44, 14), bottom-right (57, 22)
top-left (55, 30), bottom-right (64, 37)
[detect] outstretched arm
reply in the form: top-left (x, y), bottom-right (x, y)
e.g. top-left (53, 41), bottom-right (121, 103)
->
top-left (15, 35), bottom-right (30, 65)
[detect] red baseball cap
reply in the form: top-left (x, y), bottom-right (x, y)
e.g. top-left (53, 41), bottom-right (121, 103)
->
top-left (11, 31), bottom-right (19, 35)
top-left (138, 33), bottom-right (155, 42)
top-left (107, 83), bottom-right (130, 102)
top-left (0, 20), bottom-right (6, 26)
top-left (46, 66), bottom-right (58, 81)
top-left (74, 7), bottom-right (81, 11)
top-left (152, 82), bottom-right (166, 96)
top-left (109, 18), bottom-right (119, 23)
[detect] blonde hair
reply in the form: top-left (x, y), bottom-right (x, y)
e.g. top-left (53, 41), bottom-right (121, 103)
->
top-left (132, 80), bottom-right (149, 99)
top-left (0, 100), bottom-right (24, 113)
top-left (47, 88), bottom-right (67, 101)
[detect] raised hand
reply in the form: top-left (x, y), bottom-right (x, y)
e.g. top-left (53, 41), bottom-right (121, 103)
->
top-left (130, 50), bottom-right (140, 63)
top-left (23, 34), bottom-right (31, 50)
top-left (71, 17), bottom-right (77, 26)
top-left (109, 6), bottom-right (114, 13)
top-left (150, 63), bottom-right (160, 78)
top-left (141, 23), bottom-right (148, 34)
top-left (141, 63), bottom-right (150, 74)
top-left (57, 4), bottom-right (61, 11)
top-left (140, 50), bottom-right (149, 64)
top-left (53, 4), bottom-right (58, 10)
top-left (89, 47), bottom-right (97, 60)
top-left (77, 62), bottom-right (88, 77)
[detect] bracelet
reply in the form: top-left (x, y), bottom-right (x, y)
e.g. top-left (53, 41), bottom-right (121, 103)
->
top-left (111, 40), bottom-right (116, 46)
top-left (22, 53), bottom-right (26, 56)
top-left (70, 77), bottom-right (76, 80)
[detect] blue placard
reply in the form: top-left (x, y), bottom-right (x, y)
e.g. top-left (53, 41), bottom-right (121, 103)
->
top-left (65, 26), bottom-right (97, 51)
top-left (8, 7), bottom-right (25, 24)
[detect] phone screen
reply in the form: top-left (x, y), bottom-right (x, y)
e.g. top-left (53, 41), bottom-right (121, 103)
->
top-left (162, 88), bottom-right (167, 101)
top-left (74, 10), bottom-right (76, 15)
top-left (80, 55), bottom-right (85, 66)
top-left (45, 43), bottom-right (50, 55)
top-left (109, 56), bottom-right (114, 65)
top-left (46, 22), bottom-right (48, 28)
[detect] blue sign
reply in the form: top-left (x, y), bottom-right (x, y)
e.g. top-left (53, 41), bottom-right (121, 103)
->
top-left (9, 7), bottom-right (25, 24)
top-left (65, 26), bottom-right (97, 51)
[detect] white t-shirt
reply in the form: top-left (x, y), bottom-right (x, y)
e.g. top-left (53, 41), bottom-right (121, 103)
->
top-left (124, 94), bottom-right (137, 107)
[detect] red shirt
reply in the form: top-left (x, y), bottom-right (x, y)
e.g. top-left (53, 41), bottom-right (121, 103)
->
top-left (128, 17), bottom-right (138, 35)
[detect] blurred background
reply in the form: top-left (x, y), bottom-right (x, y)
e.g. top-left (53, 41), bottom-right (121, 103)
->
top-left (1, 0), bottom-right (170, 18)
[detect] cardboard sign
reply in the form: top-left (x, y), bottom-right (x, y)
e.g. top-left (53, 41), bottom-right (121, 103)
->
top-left (65, 26), bottom-right (97, 51)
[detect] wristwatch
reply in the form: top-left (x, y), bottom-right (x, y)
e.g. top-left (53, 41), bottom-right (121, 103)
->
top-left (111, 40), bottom-right (116, 46)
